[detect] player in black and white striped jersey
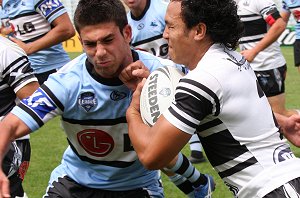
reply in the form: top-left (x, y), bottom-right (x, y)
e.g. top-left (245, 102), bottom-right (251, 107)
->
top-left (0, 36), bottom-right (39, 198)
top-left (126, 0), bottom-right (300, 197)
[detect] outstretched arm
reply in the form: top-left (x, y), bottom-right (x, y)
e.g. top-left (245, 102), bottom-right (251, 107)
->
top-left (275, 113), bottom-right (300, 147)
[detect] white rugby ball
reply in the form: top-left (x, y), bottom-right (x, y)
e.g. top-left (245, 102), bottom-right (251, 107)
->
top-left (140, 66), bottom-right (184, 126)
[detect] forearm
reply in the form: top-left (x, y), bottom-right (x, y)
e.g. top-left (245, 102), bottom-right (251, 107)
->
top-left (126, 107), bottom-right (152, 160)
top-left (252, 18), bottom-right (286, 54)
top-left (26, 14), bottom-right (75, 55)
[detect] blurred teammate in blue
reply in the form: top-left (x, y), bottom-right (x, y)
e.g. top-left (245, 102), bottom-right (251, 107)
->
top-left (0, 0), bottom-right (75, 84)
top-left (281, 0), bottom-right (300, 74)
top-left (0, 0), bottom-right (213, 197)
top-left (124, 0), bottom-right (206, 164)
top-left (0, 36), bottom-right (39, 198)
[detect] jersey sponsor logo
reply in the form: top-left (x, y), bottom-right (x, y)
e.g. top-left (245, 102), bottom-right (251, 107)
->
top-left (273, 144), bottom-right (295, 164)
top-left (38, 0), bottom-right (62, 17)
top-left (24, 89), bottom-right (56, 119)
top-left (78, 92), bottom-right (97, 112)
top-left (148, 73), bottom-right (160, 123)
top-left (110, 90), bottom-right (127, 101)
top-left (137, 23), bottom-right (145, 30)
top-left (77, 129), bottom-right (114, 157)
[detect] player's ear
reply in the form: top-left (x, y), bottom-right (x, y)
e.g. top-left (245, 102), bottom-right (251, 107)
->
top-left (194, 23), bottom-right (206, 41)
top-left (123, 24), bottom-right (132, 43)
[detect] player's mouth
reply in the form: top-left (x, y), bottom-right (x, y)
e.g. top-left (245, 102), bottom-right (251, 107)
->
top-left (96, 61), bottom-right (111, 67)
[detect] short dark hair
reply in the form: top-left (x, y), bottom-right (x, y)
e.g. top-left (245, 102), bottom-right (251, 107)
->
top-left (74, 0), bottom-right (128, 34)
top-left (174, 0), bottom-right (244, 49)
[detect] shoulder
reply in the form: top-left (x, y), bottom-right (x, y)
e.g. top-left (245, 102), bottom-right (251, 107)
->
top-left (135, 50), bottom-right (179, 71)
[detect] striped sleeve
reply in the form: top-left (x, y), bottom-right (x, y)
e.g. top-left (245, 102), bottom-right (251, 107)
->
top-left (164, 73), bottom-right (222, 135)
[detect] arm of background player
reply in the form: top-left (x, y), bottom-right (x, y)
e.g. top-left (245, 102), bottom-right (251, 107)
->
top-left (280, 11), bottom-right (291, 23)
top-left (126, 80), bottom-right (191, 169)
top-left (0, 113), bottom-right (31, 197)
top-left (16, 81), bottom-right (40, 100)
top-left (275, 113), bottom-right (300, 147)
top-left (240, 16), bottom-right (286, 62)
top-left (8, 13), bottom-right (75, 55)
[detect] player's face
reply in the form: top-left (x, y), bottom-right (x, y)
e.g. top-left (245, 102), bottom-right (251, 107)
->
top-left (163, 1), bottom-right (196, 69)
top-left (79, 22), bottom-right (132, 78)
top-left (123, 0), bottom-right (144, 10)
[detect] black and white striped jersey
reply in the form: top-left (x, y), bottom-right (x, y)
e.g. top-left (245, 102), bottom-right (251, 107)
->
top-left (236, 0), bottom-right (286, 71)
top-left (164, 44), bottom-right (300, 197)
top-left (0, 36), bottom-right (37, 119)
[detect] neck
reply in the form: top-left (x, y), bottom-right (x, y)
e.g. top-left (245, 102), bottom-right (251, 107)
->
top-left (188, 39), bottom-right (214, 70)
top-left (131, 0), bottom-right (148, 18)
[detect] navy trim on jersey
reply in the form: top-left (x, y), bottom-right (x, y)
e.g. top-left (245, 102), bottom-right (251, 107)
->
top-left (239, 14), bottom-right (260, 18)
top-left (45, 6), bottom-right (64, 21)
top-left (23, 33), bottom-right (47, 43)
top-left (62, 117), bottom-right (127, 126)
top-left (9, 12), bottom-right (38, 20)
top-left (130, 0), bottom-right (151, 20)
top-left (132, 34), bottom-right (164, 47)
top-left (218, 157), bottom-right (258, 178)
top-left (18, 103), bottom-right (44, 128)
top-left (40, 84), bottom-right (64, 111)
top-left (243, 19), bottom-right (267, 37)
top-left (68, 139), bottom-right (136, 167)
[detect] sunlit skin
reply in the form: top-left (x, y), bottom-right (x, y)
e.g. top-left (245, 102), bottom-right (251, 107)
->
top-left (79, 22), bottom-right (133, 78)
top-left (163, 1), bottom-right (210, 70)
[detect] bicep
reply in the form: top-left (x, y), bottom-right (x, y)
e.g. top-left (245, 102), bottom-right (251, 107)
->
top-left (16, 81), bottom-right (40, 100)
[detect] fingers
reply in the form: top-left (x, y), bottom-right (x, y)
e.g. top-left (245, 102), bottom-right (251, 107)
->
top-left (0, 175), bottom-right (10, 198)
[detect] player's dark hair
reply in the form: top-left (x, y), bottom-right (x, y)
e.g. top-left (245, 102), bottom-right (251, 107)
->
top-left (173, 0), bottom-right (244, 50)
top-left (74, 0), bottom-right (128, 34)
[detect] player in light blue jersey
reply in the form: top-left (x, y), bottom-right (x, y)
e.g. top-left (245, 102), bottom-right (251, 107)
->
top-left (281, 0), bottom-right (300, 74)
top-left (124, 0), bottom-right (206, 165)
top-left (125, 0), bottom-right (169, 59)
top-left (0, 0), bottom-right (75, 84)
top-left (0, 0), bottom-right (213, 197)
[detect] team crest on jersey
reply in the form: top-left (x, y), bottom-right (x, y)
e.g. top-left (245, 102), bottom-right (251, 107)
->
top-left (110, 90), bottom-right (127, 101)
top-left (78, 92), bottom-right (97, 112)
top-left (243, 0), bottom-right (249, 6)
top-left (137, 23), bottom-right (145, 30)
top-left (273, 144), bottom-right (295, 164)
top-left (37, 0), bottom-right (63, 17)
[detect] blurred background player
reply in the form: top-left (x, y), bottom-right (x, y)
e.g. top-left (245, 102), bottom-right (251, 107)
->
top-left (236, 0), bottom-right (300, 117)
top-left (0, 0), bottom-right (213, 197)
top-left (123, 0), bottom-right (206, 164)
top-left (281, 0), bottom-right (300, 74)
top-left (0, 0), bottom-right (75, 84)
top-left (0, 36), bottom-right (39, 198)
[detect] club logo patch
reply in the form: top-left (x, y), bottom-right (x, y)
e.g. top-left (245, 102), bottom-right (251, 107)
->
top-left (78, 92), bottom-right (97, 112)
top-left (110, 90), bottom-right (127, 101)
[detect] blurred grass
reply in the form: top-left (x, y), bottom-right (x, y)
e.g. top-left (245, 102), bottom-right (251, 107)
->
top-left (23, 48), bottom-right (300, 197)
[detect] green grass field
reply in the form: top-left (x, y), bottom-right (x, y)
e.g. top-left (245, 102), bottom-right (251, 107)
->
top-left (23, 47), bottom-right (300, 197)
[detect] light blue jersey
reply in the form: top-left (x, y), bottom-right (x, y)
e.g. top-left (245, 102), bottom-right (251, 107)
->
top-left (127, 0), bottom-right (169, 58)
top-left (11, 50), bottom-right (183, 193)
top-left (0, 0), bottom-right (70, 73)
top-left (282, 0), bottom-right (300, 39)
